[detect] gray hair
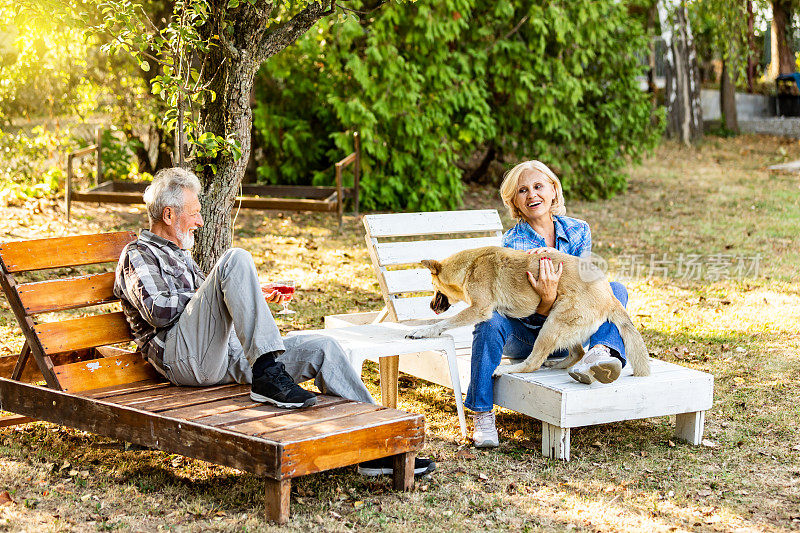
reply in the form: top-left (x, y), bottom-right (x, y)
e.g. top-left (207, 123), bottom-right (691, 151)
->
top-left (143, 167), bottom-right (202, 226)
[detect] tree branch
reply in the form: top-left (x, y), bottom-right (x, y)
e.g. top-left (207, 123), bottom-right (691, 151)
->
top-left (255, 1), bottom-right (334, 64)
top-left (483, 15), bottom-right (529, 53)
top-left (334, 1), bottom-right (388, 15)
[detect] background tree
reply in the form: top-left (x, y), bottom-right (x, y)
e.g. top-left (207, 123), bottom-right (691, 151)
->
top-left (768, 0), bottom-right (795, 79)
top-left (81, 0), bottom-right (355, 271)
top-left (254, 0), bottom-right (661, 210)
top-left (690, 0), bottom-right (751, 134)
top-left (658, 0), bottom-right (703, 145)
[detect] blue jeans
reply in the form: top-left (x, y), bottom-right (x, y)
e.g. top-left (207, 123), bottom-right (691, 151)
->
top-left (464, 282), bottom-right (629, 412)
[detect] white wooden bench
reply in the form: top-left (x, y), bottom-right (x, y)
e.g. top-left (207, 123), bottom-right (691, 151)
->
top-left (325, 209), bottom-right (714, 460)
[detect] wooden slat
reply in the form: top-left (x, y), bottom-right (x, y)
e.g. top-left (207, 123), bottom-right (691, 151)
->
top-left (83, 379), bottom-right (171, 399)
top-left (269, 408), bottom-right (420, 443)
top-left (54, 352), bottom-right (160, 393)
top-left (71, 191), bottom-right (144, 205)
top-left (0, 378), bottom-right (281, 478)
top-left (90, 383), bottom-right (211, 404)
top-left (192, 396), bottom-right (346, 427)
top-left (128, 385), bottom-right (250, 413)
top-left (35, 312), bottom-right (133, 355)
top-left (0, 232), bottom-right (136, 272)
top-left (240, 184), bottom-right (335, 199)
top-left (365, 210), bottom-right (503, 237)
top-left (17, 272), bottom-right (118, 314)
top-left (0, 352), bottom-right (41, 383)
top-left (281, 417), bottom-right (423, 478)
top-left (236, 197), bottom-right (336, 211)
top-left (74, 190), bottom-right (339, 212)
top-left (232, 402), bottom-right (381, 437)
top-left (391, 296), bottom-right (468, 321)
top-left (374, 237), bottom-right (502, 266)
top-left (161, 396), bottom-right (264, 421)
top-left (0, 414), bottom-right (35, 427)
top-left (279, 412), bottom-right (425, 478)
top-left (383, 268), bottom-right (434, 294)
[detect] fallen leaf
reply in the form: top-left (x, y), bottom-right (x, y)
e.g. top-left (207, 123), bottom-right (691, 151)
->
top-left (353, 500), bottom-right (364, 509)
top-left (456, 449), bottom-right (476, 460)
top-left (668, 440), bottom-right (676, 448)
top-left (701, 439), bottom-right (717, 448)
top-left (591, 441), bottom-right (603, 448)
top-left (478, 473), bottom-right (489, 481)
top-left (513, 429), bottom-right (524, 438)
top-left (0, 491), bottom-right (13, 505)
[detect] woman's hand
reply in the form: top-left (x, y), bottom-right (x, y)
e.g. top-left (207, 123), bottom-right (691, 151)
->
top-left (527, 257), bottom-right (563, 315)
top-left (527, 247), bottom-right (559, 255)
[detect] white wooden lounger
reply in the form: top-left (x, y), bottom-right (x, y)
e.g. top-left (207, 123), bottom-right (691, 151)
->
top-left (325, 209), bottom-right (714, 460)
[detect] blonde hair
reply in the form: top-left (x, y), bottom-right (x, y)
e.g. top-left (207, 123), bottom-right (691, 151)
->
top-left (499, 160), bottom-right (566, 220)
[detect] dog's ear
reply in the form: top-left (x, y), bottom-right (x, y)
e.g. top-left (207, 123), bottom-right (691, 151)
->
top-left (420, 259), bottom-right (442, 275)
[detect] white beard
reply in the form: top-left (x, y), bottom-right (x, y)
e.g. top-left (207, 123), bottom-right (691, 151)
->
top-left (176, 229), bottom-right (194, 250)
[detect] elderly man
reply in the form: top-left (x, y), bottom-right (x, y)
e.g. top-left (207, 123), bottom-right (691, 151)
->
top-left (114, 168), bottom-right (435, 476)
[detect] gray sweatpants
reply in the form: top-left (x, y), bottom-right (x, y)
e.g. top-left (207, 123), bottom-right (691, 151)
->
top-left (161, 248), bottom-right (375, 404)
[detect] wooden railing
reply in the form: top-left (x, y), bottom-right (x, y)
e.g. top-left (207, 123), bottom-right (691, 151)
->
top-left (65, 128), bottom-right (102, 220)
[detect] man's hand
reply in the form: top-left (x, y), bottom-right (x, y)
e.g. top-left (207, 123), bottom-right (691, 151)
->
top-left (527, 257), bottom-right (562, 315)
top-left (261, 285), bottom-right (286, 304)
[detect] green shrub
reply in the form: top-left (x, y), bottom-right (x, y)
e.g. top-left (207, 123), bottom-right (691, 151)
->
top-left (0, 127), bottom-right (73, 205)
top-left (254, 0), bottom-right (661, 211)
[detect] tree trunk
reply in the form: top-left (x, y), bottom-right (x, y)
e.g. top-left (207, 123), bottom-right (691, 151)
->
top-left (720, 59), bottom-right (739, 133)
top-left (769, 0), bottom-right (795, 80)
top-left (192, 1), bottom-right (333, 272)
top-left (746, 1), bottom-right (755, 92)
top-left (658, 0), bottom-right (703, 145)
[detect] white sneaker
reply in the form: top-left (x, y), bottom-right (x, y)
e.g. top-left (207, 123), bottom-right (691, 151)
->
top-left (568, 345), bottom-right (622, 384)
top-left (472, 410), bottom-right (499, 448)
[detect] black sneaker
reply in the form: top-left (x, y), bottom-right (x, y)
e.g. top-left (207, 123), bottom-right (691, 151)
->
top-left (250, 362), bottom-right (317, 408)
top-left (357, 457), bottom-right (436, 477)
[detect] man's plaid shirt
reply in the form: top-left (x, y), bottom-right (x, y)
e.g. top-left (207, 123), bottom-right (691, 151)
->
top-left (113, 230), bottom-right (205, 363)
top-left (502, 215), bottom-right (592, 257)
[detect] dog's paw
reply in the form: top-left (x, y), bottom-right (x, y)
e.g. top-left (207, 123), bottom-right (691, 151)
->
top-left (493, 364), bottom-right (518, 377)
top-left (405, 327), bottom-right (439, 339)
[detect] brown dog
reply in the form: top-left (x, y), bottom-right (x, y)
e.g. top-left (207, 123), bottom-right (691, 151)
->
top-left (406, 246), bottom-right (650, 378)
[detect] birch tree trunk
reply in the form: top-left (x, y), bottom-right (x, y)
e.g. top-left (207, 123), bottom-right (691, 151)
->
top-left (658, 0), bottom-right (703, 145)
top-left (192, 1), bottom-right (333, 272)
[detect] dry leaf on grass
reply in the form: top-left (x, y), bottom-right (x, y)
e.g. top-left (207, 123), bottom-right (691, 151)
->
top-left (456, 449), bottom-right (476, 460)
top-left (0, 491), bottom-right (13, 505)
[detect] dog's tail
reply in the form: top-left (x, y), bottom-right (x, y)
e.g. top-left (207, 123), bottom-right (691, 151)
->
top-left (608, 301), bottom-right (650, 376)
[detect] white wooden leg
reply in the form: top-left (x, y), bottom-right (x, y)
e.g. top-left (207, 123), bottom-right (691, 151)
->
top-left (675, 411), bottom-right (705, 445)
top-left (444, 346), bottom-right (467, 439)
top-left (541, 422), bottom-right (570, 461)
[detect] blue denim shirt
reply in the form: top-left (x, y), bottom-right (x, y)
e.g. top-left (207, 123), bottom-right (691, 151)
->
top-left (502, 215), bottom-right (592, 257)
top-left (501, 215), bottom-right (592, 328)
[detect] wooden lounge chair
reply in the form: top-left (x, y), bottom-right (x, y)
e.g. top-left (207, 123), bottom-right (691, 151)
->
top-left (0, 232), bottom-right (424, 523)
top-left (325, 209), bottom-right (714, 460)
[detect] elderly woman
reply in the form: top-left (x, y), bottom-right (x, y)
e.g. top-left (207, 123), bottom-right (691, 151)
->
top-left (466, 160), bottom-right (630, 448)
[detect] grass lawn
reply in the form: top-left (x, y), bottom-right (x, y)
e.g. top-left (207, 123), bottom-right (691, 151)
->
top-left (1, 134), bottom-right (799, 531)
